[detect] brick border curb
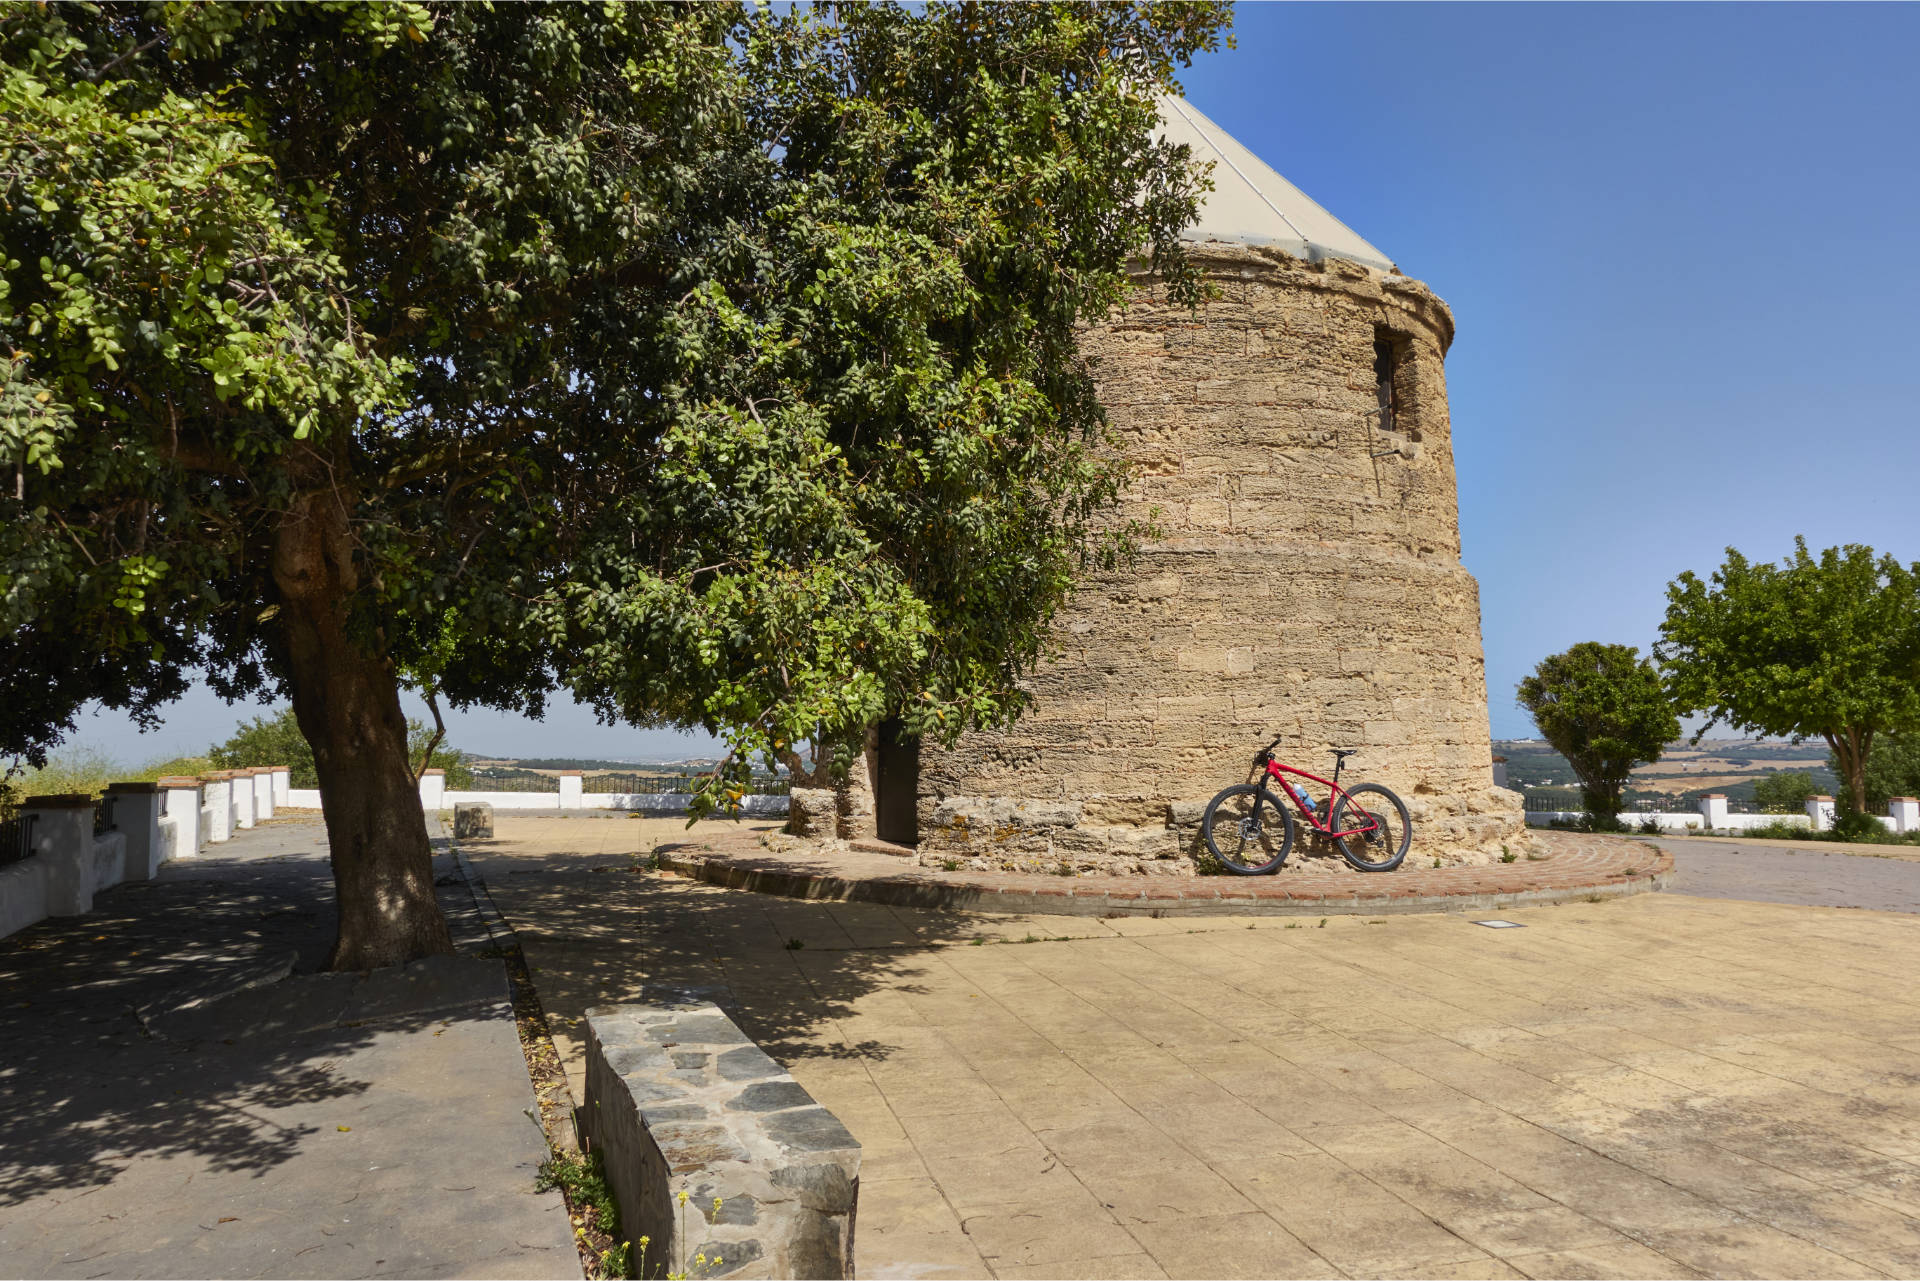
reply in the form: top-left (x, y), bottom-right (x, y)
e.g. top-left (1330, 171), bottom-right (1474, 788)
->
top-left (659, 833), bottom-right (1672, 919)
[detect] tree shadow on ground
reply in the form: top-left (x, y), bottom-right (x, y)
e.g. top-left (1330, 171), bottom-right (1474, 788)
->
top-left (0, 821), bottom-right (496, 1208)
top-left (465, 819), bottom-right (1002, 1079)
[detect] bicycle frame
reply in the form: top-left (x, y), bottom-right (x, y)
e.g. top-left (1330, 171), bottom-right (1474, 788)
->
top-left (1263, 759), bottom-right (1379, 839)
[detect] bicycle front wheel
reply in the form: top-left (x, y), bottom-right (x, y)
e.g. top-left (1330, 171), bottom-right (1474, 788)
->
top-left (1202, 784), bottom-right (1295, 875)
top-left (1331, 784), bottom-right (1412, 871)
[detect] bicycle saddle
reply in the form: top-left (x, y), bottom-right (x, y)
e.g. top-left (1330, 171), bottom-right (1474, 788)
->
top-left (1330, 748), bottom-right (1360, 759)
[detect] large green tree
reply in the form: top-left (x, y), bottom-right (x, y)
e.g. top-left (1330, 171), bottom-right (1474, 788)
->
top-left (1516, 642), bottom-right (1679, 825)
top-left (1, 2), bottom-right (1230, 966)
top-left (1658, 539), bottom-right (1920, 819)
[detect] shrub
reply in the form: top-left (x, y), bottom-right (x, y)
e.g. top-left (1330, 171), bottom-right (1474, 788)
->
top-left (1832, 808), bottom-right (1888, 842)
top-left (13, 746), bottom-right (121, 799)
top-left (132, 755), bottom-right (212, 782)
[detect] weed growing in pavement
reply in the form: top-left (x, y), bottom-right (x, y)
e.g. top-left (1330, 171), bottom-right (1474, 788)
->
top-left (1285, 922), bottom-right (1301, 929)
top-left (536, 1150), bottom-right (630, 1279)
top-left (1317, 918), bottom-right (1327, 929)
top-left (1500, 845), bottom-right (1517, 863)
top-left (1432, 857), bottom-right (1442, 868)
top-left (941, 858), bottom-right (961, 871)
top-left (970, 936), bottom-right (986, 946)
top-left (1584, 892), bottom-right (1607, 903)
top-left (783, 937), bottom-right (805, 950)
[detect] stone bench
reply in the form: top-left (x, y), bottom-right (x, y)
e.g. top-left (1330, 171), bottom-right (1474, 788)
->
top-left (582, 1002), bottom-right (860, 1279)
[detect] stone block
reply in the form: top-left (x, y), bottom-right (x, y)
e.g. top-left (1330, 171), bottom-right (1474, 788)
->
top-left (453, 802), bottom-right (493, 840)
top-left (784, 788), bottom-right (837, 839)
top-left (583, 1003), bottom-right (860, 1280)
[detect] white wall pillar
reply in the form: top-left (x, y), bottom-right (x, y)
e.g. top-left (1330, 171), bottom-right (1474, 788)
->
top-left (559, 770), bottom-right (583, 810)
top-left (1890, 797), bottom-right (1920, 833)
top-left (203, 773), bottom-right (233, 843)
top-left (419, 768), bottom-right (446, 811)
top-left (250, 769), bottom-right (274, 821)
top-left (232, 769), bottom-right (258, 830)
top-left (1697, 794), bottom-right (1728, 831)
top-left (159, 776), bottom-right (202, 859)
top-left (103, 782), bottom-right (166, 880)
top-left (271, 766), bottom-right (291, 808)
top-left (23, 795), bottom-right (95, 915)
top-left (1807, 794), bottom-right (1835, 832)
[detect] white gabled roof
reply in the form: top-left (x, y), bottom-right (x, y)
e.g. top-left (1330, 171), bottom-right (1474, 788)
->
top-left (1158, 95), bottom-right (1396, 274)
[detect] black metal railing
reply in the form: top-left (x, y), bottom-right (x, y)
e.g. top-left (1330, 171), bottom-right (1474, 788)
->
top-left (92, 796), bottom-right (118, 836)
top-left (1524, 792), bottom-right (1769, 817)
top-left (1, 812), bottom-right (35, 867)
top-left (463, 769), bottom-right (561, 793)
top-left (581, 771), bottom-right (695, 795)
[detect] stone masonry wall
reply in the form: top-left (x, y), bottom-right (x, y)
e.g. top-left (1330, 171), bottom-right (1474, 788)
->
top-left (918, 244), bottom-right (1526, 872)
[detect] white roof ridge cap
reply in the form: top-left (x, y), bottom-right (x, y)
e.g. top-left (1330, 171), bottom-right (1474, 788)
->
top-left (1159, 92), bottom-right (1395, 273)
top-left (1161, 95), bottom-right (1310, 246)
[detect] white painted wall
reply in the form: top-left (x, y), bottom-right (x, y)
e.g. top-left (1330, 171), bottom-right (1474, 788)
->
top-left (2, 765), bottom-right (787, 943)
top-left (0, 858), bottom-right (48, 940)
top-left (288, 787), bottom-right (788, 817)
top-left (1525, 808), bottom-right (1896, 835)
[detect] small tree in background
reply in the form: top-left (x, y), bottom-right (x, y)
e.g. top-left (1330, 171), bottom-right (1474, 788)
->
top-left (1753, 770), bottom-right (1818, 814)
top-left (1658, 539), bottom-right (1920, 819)
top-left (1517, 643), bottom-right (1679, 828)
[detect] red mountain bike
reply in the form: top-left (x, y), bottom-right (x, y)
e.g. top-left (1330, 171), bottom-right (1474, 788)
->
top-left (1201, 737), bottom-right (1412, 874)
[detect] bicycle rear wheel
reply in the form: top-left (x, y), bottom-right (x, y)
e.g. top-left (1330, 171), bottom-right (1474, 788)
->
top-left (1202, 784), bottom-right (1294, 875)
top-left (1331, 783), bottom-right (1412, 871)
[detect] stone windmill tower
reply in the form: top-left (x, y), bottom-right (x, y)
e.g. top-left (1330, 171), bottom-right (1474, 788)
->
top-left (859, 97), bottom-right (1525, 869)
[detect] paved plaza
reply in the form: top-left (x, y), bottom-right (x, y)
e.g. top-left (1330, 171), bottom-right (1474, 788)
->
top-left (469, 813), bottom-right (1920, 1280)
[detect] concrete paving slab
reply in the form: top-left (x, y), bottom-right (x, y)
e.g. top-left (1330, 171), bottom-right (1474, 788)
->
top-left (470, 813), bottom-right (1920, 1280)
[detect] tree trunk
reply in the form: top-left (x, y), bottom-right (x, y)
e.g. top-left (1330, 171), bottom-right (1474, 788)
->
top-left (1827, 729), bottom-right (1872, 815)
top-left (272, 489), bottom-right (453, 970)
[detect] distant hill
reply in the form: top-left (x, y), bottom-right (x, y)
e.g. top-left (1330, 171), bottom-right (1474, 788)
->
top-left (469, 756), bottom-right (725, 772)
top-left (1495, 737), bottom-right (1837, 807)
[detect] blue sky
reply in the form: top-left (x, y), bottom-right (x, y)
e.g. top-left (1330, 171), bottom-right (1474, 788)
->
top-left (1195, 2), bottom-right (1919, 738)
top-left (62, 3), bottom-right (1920, 761)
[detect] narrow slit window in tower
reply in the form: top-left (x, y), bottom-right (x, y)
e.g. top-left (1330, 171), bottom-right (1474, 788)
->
top-left (1372, 328), bottom-right (1419, 441)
